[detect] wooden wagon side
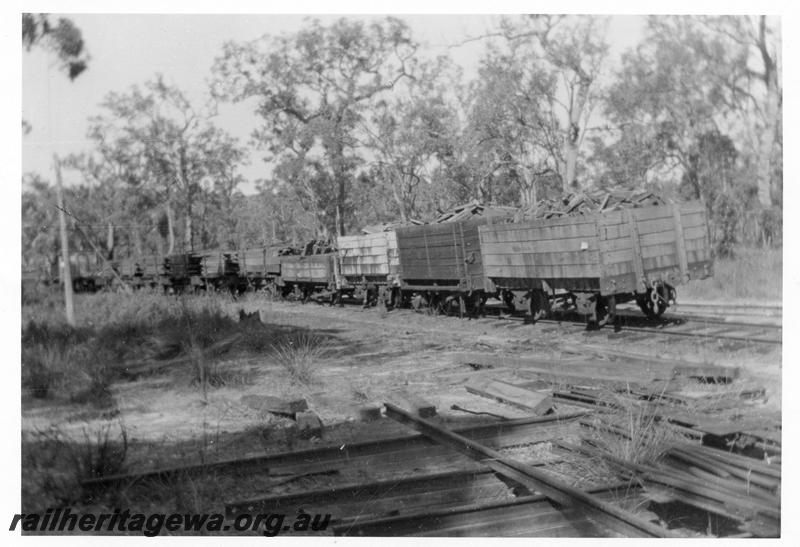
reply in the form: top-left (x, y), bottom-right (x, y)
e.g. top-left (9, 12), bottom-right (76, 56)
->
top-left (479, 201), bottom-right (713, 321)
top-left (279, 254), bottom-right (335, 297)
top-left (395, 218), bottom-right (489, 293)
top-left (239, 248), bottom-right (266, 277)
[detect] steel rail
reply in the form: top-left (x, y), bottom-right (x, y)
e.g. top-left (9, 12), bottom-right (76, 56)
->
top-left (384, 403), bottom-right (675, 538)
top-left (81, 410), bottom-right (587, 492)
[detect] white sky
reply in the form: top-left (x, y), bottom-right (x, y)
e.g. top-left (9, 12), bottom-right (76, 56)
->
top-left (21, 14), bottom-right (646, 193)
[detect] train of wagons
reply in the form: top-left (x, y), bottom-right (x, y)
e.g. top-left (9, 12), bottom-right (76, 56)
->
top-left (52, 198), bottom-right (714, 326)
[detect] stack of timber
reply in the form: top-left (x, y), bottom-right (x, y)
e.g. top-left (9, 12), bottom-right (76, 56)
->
top-left (558, 440), bottom-right (780, 537)
top-left (434, 200), bottom-right (517, 223)
top-left (198, 250), bottom-right (240, 278)
top-left (360, 219), bottom-right (422, 234)
top-left (514, 190), bottom-right (666, 222)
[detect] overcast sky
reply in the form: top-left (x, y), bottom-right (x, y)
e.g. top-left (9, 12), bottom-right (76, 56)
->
top-left (21, 14), bottom-right (646, 193)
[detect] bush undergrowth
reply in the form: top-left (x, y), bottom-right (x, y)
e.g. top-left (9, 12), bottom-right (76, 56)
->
top-left (680, 246), bottom-right (781, 301)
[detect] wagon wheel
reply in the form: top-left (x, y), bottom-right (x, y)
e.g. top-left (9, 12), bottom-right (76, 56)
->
top-left (636, 288), bottom-right (668, 320)
top-left (502, 290), bottom-right (516, 313)
top-left (411, 293), bottom-right (428, 311)
top-left (378, 286), bottom-right (394, 310)
top-left (529, 289), bottom-right (551, 322)
top-left (464, 292), bottom-right (484, 318)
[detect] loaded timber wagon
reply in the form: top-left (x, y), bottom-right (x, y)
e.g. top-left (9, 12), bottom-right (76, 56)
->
top-left (278, 253), bottom-right (336, 301)
top-left (197, 250), bottom-right (244, 292)
top-left (337, 231), bottom-right (400, 306)
top-left (238, 246), bottom-right (283, 293)
top-left (478, 201), bottom-right (713, 325)
top-left (395, 207), bottom-right (515, 315)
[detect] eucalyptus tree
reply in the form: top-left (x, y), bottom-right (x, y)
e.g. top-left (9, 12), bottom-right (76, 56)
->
top-left (492, 15), bottom-right (610, 192)
top-left (89, 76), bottom-right (246, 252)
top-left (211, 17), bottom-right (419, 235)
top-left (22, 13), bottom-right (88, 80)
top-left (361, 59), bottom-right (457, 222)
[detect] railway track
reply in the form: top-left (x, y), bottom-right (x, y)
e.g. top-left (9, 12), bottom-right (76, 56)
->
top-left (613, 313), bottom-right (782, 346)
top-left (474, 301), bottom-right (782, 346)
top-left (288, 293), bottom-right (783, 346)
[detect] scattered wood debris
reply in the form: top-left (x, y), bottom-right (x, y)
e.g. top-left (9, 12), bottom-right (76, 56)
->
top-left (386, 389), bottom-right (437, 418)
top-left (465, 378), bottom-right (553, 415)
top-left (241, 395), bottom-right (309, 418)
top-left (557, 440), bottom-right (780, 537)
top-left (514, 190), bottom-right (666, 222)
top-left (672, 364), bottom-right (740, 383)
top-left (295, 410), bottom-right (324, 439)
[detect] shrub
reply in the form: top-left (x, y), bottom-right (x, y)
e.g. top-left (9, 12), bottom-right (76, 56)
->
top-left (22, 421), bottom-right (128, 511)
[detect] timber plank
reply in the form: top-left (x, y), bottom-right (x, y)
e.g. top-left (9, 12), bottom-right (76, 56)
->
top-left (386, 389), bottom-right (437, 418)
top-left (480, 222), bottom-right (598, 243)
top-left (481, 237), bottom-right (598, 254)
top-left (482, 251), bottom-right (599, 267)
top-left (465, 378), bottom-right (554, 414)
top-left (482, 264), bottom-right (599, 279)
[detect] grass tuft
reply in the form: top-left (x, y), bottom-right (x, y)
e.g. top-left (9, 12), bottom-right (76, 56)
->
top-left (583, 387), bottom-right (686, 466)
top-left (271, 333), bottom-right (329, 384)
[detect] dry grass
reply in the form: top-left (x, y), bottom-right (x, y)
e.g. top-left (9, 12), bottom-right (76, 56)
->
top-left (22, 420), bottom-right (128, 511)
top-left (583, 388), bottom-right (686, 466)
top-left (680, 246), bottom-right (781, 302)
top-left (21, 291), bottom-right (243, 405)
top-left (271, 333), bottom-right (330, 384)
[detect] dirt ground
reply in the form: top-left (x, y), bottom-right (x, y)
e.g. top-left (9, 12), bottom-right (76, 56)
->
top-left (23, 294), bottom-right (781, 445)
top-left (20, 292), bottom-right (782, 520)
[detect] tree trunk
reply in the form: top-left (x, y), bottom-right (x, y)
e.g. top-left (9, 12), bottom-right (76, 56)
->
top-left (106, 221), bottom-right (115, 260)
top-left (563, 79), bottom-right (590, 192)
top-left (185, 207), bottom-right (193, 251)
top-left (131, 221), bottom-right (143, 258)
top-left (756, 76), bottom-right (779, 207)
top-left (165, 202), bottom-right (175, 255)
top-left (754, 15), bottom-right (780, 208)
top-left (520, 170), bottom-right (536, 207)
top-left (391, 172), bottom-right (408, 222)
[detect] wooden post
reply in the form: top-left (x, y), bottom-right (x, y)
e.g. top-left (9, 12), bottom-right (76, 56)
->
top-left (54, 154), bottom-right (75, 326)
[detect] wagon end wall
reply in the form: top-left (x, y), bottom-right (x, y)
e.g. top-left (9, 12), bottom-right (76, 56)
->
top-left (396, 218), bottom-right (491, 291)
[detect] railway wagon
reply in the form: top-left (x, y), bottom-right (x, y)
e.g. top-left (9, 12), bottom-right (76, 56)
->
top-left (478, 201), bottom-right (713, 324)
top-left (55, 251), bottom-right (109, 292)
top-left (337, 231), bottom-right (399, 306)
top-left (164, 253), bottom-right (203, 291)
top-left (395, 211), bottom-right (514, 315)
top-left (238, 246), bottom-right (283, 293)
top-left (198, 250), bottom-right (244, 292)
top-left (278, 253), bottom-right (335, 300)
top-left (122, 254), bottom-right (167, 288)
